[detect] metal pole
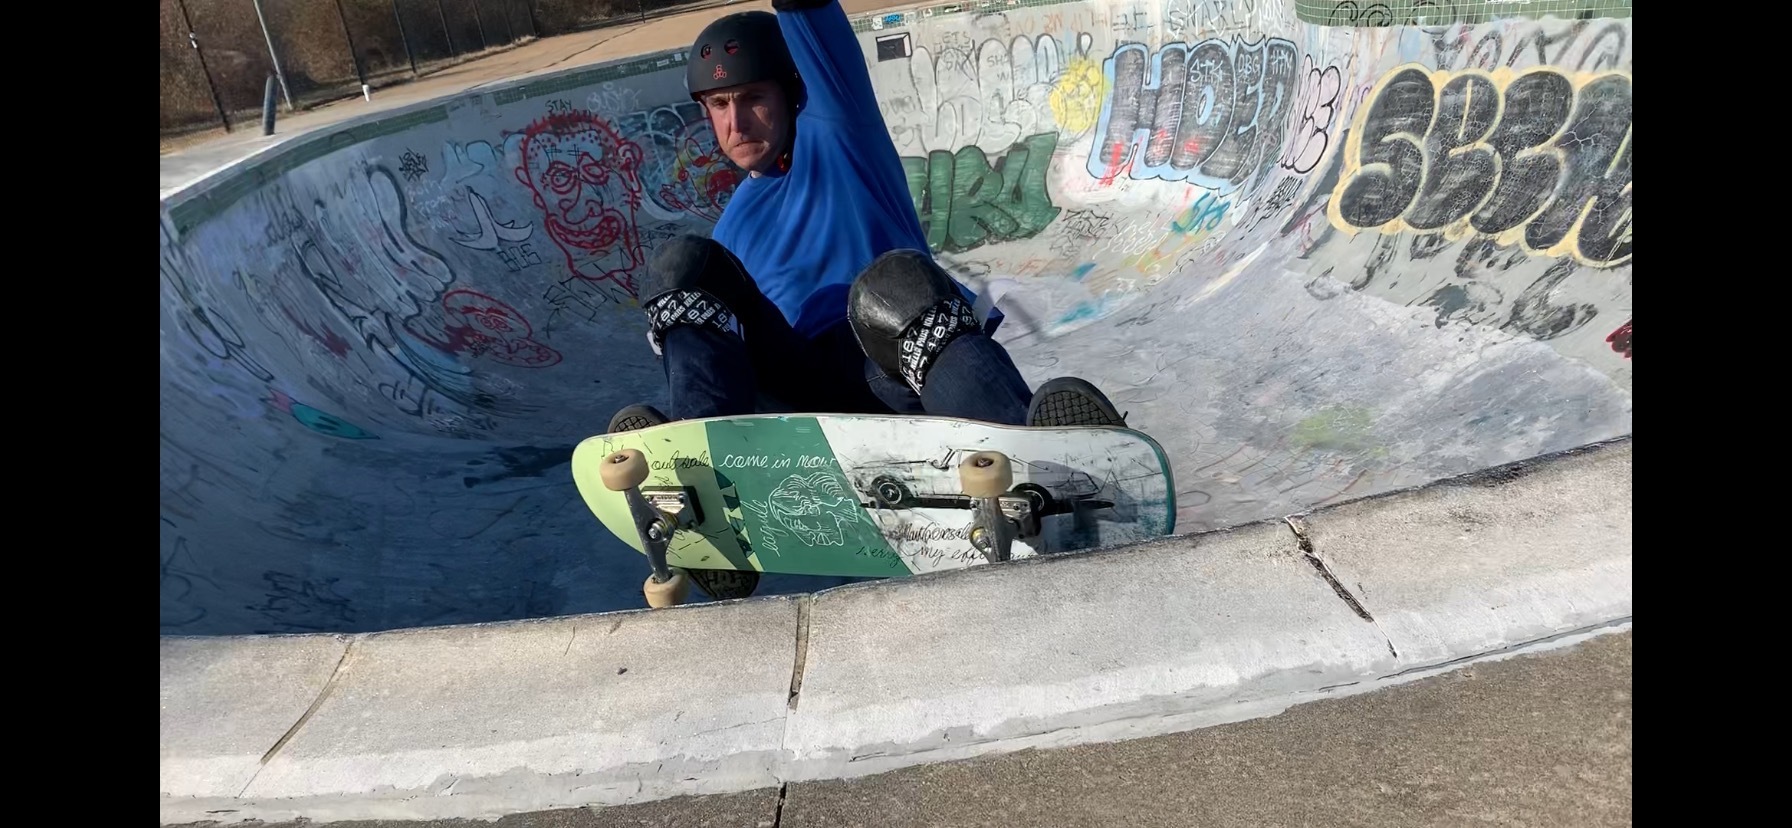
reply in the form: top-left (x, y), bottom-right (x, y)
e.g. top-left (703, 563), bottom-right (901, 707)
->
top-left (262, 74), bottom-right (279, 135)
top-left (471, 0), bottom-right (489, 50)
top-left (435, 0), bottom-right (455, 57)
top-left (250, 0), bottom-right (295, 109)
top-left (332, 0), bottom-right (369, 90)
top-left (391, 0), bottom-right (419, 75)
top-left (175, 0), bottom-right (232, 132)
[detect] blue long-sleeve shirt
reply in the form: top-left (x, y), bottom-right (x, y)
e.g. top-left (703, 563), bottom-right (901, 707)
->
top-left (710, 1), bottom-right (991, 341)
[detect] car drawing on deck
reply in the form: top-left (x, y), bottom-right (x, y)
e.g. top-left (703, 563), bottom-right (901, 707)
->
top-left (849, 447), bottom-right (1105, 515)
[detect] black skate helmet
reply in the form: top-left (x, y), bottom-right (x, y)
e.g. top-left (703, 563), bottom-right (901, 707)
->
top-left (685, 11), bottom-right (805, 107)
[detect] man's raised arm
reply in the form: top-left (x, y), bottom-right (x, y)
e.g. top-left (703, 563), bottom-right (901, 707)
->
top-left (773, 0), bottom-right (883, 124)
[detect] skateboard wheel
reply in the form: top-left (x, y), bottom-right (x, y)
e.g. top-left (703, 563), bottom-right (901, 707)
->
top-left (960, 451), bottom-right (1013, 498)
top-left (600, 449), bottom-right (650, 491)
top-left (643, 569), bottom-right (691, 608)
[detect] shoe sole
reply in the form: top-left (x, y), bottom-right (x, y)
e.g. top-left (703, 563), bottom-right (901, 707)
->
top-left (610, 414), bottom-right (662, 433)
top-left (1030, 387), bottom-right (1125, 428)
top-left (609, 405), bottom-right (668, 433)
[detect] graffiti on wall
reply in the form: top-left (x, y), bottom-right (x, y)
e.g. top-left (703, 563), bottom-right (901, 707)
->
top-left (439, 289), bottom-right (563, 367)
top-left (165, 270), bottom-right (276, 386)
top-left (450, 189), bottom-right (534, 251)
top-left (399, 149), bottom-right (430, 182)
top-left (1277, 55), bottom-right (1342, 173)
top-left (1049, 52), bottom-right (1108, 136)
top-left (269, 389), bottom-right (378, 439)
top-left (408, 101), bottom-right (735, 328)
top-left (1304, 214), bottom-right (1617, 351)
top-left (255, 163), bottom-right (546, 434)
top-left (904, 132), bottom-right (1061, 254)
top-left (497, 102), bottom-right (738, 321)
top-left (1606, 320), bottom-right (1630, 358)
top-left (1128, 189), bottom-right (1231, 274)
top-left (596, 101), bottom-right (737, 222)
top-left (1425, 19), bottom-right (1629, 74)
top-left (513, 111), bottom-right (649, 302)
top-left (1088, 36), bottom-right (1300, 194)
top-left (1163, 0), bottom-right (1291, 37)
top-left (650, 114), bottom-right (738, 223)
top-left (1327, 65), bottom-right (1632, 268)
top-left (874, 31), bottom-right (1101, 156)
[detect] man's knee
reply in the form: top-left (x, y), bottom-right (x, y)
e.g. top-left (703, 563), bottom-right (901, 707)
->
top-left (848, 250), bottom-right (982, 392)
top-left (641, 234), bottom-right (752, 351)
top-left (642, 234), bottom-right (753, 308)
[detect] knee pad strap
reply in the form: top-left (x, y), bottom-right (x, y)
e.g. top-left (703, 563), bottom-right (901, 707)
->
top-left (894, 295), bottom-right (981, 393)
top-left (643, 289), bottom-right (742, 355)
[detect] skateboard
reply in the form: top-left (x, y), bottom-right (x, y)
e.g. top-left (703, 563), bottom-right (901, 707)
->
top-left (569, 413), bottom-right (1176, 608)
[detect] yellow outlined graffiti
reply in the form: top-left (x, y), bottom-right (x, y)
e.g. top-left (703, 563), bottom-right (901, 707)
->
top-left (1326, 63), bottom-right (1632, 268)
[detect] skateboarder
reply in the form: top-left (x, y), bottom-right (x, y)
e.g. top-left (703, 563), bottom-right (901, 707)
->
top-left (609, 0), bottom-right (1126, 435)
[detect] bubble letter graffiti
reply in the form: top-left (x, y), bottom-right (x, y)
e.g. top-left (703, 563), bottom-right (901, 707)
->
top-left (1087, 37), bottom-right (1298, 193)
top-left (904, 132), bottom-right (1062, 254)
top-left (1328, 65), bottom-right (1632, 268)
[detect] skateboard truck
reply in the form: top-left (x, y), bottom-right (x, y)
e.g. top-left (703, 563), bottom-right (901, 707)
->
top-left (960, 450), bottom-right (1038, 564)
top-left (599, 448), bottom-right (701, 608)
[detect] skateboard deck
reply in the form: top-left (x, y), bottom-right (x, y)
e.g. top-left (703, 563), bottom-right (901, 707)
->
top-left (570, 413), bottom-right (1176, 579)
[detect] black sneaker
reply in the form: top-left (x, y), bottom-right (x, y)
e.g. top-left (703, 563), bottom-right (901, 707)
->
top-left (607, 403), bottom-right (669, 433)
top-left (1027, 378), bottom-right (1127, 428)
top-left (686, 568), bottom-right (760, 601)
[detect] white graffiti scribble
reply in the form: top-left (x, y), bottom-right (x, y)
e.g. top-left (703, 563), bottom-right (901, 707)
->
top-left (1279, 55), bottom-right (1342, 173)
top-left (872, 32), bottom-right (1096, 156)
top-left (1164, 0), bottom-right (1254, 38)
top-left (450, 189), bottom-right (534, 250)
top-left (1257, 0), bottom-right (1299, 33)
top-left (441, 139), bottom-right (504, 183)
top-left (584, 83), bottom-right (644, 120)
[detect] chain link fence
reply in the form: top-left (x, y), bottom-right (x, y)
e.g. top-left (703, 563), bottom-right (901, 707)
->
top-left (166, 1), bottom-right (1636, 138)
top-left (161, 0), bottom-right (718, 138)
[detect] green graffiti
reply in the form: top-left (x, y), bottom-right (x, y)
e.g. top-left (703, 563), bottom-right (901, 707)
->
top-left (903, 133), bottom-right (1061, 254)
top-left (1292, 406), bottom-right (1383, 455)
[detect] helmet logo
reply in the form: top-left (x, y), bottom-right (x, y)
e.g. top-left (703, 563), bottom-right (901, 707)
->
top-left (712, 65), bottom-right (728, 80)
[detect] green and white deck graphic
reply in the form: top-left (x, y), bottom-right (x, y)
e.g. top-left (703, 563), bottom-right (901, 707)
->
top-left (573, 414), bottom-right (1175, 579)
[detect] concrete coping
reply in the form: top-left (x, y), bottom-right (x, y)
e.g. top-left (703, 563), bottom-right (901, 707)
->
top-left (160, 437), bottom-right (1632, 825)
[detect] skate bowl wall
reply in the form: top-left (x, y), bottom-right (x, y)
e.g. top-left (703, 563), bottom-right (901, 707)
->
top-left (159, 0), bottom-right (1633, 636)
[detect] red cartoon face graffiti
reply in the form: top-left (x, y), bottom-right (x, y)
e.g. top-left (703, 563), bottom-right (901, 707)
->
top-left (515, 112), bottom-right (648, 298)
top-left (438, 288), bottom-right (562, 368)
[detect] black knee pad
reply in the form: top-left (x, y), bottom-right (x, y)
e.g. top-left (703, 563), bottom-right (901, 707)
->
top-left (848, 250), bottom-right (983, 393)
top-left (641, 235), bottom-right (754, 352)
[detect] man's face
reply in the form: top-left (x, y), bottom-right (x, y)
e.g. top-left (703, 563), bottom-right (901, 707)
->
top-left (701, 80), bottom-right (790, 174)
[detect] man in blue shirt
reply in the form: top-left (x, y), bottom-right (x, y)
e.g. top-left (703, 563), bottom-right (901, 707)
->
top-left (608, 0), bottom-right (1124, 434)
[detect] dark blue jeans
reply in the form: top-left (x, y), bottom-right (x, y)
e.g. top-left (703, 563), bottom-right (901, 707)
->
top-left (658, 279), bottom-right (1034, 425)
